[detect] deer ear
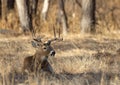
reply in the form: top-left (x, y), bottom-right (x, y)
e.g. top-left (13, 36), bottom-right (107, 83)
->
top-left (47, 40), bottom-right (51, 45)
top-left (31, 41), bottom-right (39, 48)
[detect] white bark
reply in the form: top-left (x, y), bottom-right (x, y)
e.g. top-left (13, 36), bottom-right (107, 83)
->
top-left (16, 0), bottom-right (30, 32)
top-left (41, 0), bottom-right (49, 21)
top-left (81, 0), bottom-right (95, 33)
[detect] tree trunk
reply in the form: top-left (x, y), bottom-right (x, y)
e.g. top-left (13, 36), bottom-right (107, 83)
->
top-left (29, 0), bottom-right (38, 15)
top-left (7, 0), bottom-right (15, 10)
top-left (41, 0), bottom-right (49, 21)
top-left (16, 0), bottom-right (34, 35)
top-left (1, 0), bottom-right (7, 20)
top-left (32, 0), bottom-right (38, 15)
top-left (0, 0), bottom-right (1, 18)
top-left (81, 0), bottom-right (96, 33)
top-left (58, 0), bottom-right (68, 35)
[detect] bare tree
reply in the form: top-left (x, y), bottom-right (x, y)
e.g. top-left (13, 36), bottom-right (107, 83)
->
top-left (7, 0), bottom-right (15, 10)
top-left (41, 0), bottom-right (50, 21)
top-left (57, 0), bottom-right (68, 35)
top-left (0, 0), bottom-right (1, 18)
top-left (1, 0), bottom-right (7, 20)
top-left (16, 0), bottom-right (34, 35)
top-left (81, 0), bottom-right (96, 33)
top-left (29, 0), bottom-right (38, 15)
top-left (0, 0), bottom-right (15, 19)
top-left (31, 0), bottom-right (38, 14)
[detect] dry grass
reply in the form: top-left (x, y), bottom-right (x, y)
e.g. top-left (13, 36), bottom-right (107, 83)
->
top-left (0, 35), bottom-right (119, 85)
top-left (0, 0), bottom-right (120, 85)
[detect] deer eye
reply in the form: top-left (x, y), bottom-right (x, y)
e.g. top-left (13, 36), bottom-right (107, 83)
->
top-left (43, 47), bottom-right (47, 50)
top-left (43, 43), bottom-right (47, 46)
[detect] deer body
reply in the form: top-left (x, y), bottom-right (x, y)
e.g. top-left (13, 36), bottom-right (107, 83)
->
top-left (23, 55), bottom-right (54, 74)
top-left (33, 45), bottom-right (55, 74)
top-left (22, 29), bottom-right (62, 75)
top-left (22, 38), bottom-right (56, 74)
top-left (23, 56), bottom-right (34, 73)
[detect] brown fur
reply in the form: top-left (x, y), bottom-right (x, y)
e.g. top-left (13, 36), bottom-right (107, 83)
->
top-left (22, 56), bottom-right (34, 73)
top-left (22, 42), bottom-right (55, 74)
top-left (23, 56), bottom-right (53, 73)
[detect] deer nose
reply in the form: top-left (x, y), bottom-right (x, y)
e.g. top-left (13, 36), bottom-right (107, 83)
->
top-left (50, 51), bottom-right (56, 56)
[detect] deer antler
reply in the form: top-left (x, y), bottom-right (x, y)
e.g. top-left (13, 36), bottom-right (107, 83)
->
top-left (33, 38), bottom-right (42, 42)
top-left (46, 38), bottom-right (63, 45)
top-left (46, 25), bottom-right (63, 45)
top-left (31, 36), bottom-right (43, 48)
top-left (33, 35), bottom-right (43, 42)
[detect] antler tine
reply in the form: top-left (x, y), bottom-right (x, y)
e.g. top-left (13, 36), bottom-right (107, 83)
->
top-left (31, 36), bottom-right (42, 48)
top-left (47, 24), bottom-right (63, 45)
top-left (33, 36), bottom-right (43, 42)
top-left (46, 25), bottom-right (57, 44)
top-left (47, 37), bottom-right (63, 45)
top-left (47, 38), bottom-right (56, 45)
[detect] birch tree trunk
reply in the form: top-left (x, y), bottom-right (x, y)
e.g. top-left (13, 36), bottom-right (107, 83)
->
top-left (81, 0), bottom-right (96, 33)
top-left (16, 0), bottom-right (34, 35)
top-left (41, 0), bottom-right (49, 21)
top-left (58, 0), bottom-right (68, 35)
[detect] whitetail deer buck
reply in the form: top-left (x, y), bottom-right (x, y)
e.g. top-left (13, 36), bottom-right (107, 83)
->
top-left (22, 32), bottom-right (63, 75)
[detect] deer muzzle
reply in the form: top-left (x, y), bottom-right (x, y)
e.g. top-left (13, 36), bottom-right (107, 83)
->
top-left (50, 50), bottom-right (56, 56)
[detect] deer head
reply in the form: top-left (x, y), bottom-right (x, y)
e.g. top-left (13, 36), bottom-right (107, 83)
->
top-left (31, 25), bottom-right (63, 57)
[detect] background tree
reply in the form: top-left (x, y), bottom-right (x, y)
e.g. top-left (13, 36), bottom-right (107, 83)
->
top-left (0, 0), bottom-right (1, 18)
top-left (16, 0), bottom-right (34, 35)
top-left (41, 0), bottom-right (49, 21)
top-left (1, 0), bottom-right (7, 20)
top-left (29, 0), bottom-right (38, 15)
top-left (57, 0), bottom-right (68, 36)
top-left (81, 0), bottom-right (96, 33)
top-left (1, 0), bottom-right (15, 19)
top-left (7, 0), bottom-right (15, 10)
